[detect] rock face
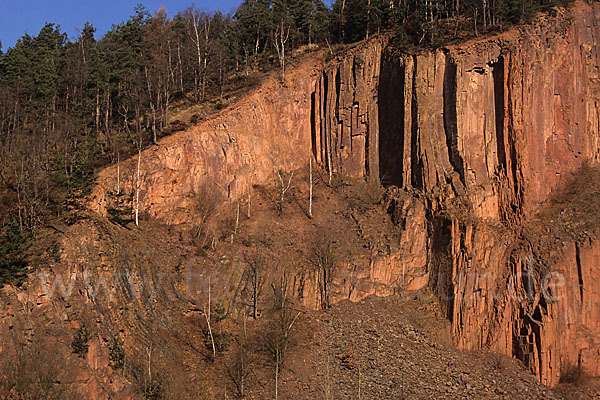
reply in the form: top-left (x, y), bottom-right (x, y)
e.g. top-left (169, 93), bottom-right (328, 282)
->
top-left (310, 2), bottom-right (600, 387)
top-left (88, 0), bottom-right (600, 388)
top-left (311, 40), bottom-right (383, 181)
top-left (91, 58), bottom-right (322, 224)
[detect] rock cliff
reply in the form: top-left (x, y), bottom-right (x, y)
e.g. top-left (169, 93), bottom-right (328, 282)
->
top-left (91, 57), bottom-right (323, 224)
top-left (308, 1), bottom-right (600, 387)
top-left (65, 0), bottom-right (600, 389)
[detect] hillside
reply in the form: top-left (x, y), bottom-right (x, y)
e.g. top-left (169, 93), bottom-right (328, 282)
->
top-left (2, 1), bottom-right (600, 399)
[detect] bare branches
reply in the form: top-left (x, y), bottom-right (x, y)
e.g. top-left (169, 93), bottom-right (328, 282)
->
top-left (204, 277), bottom-right (217, 361)
top-left (311, 231), bottom-right (337, 309)
top-left (226, 315), bottom-right (252, 397)
top-left (193, 182), bottom-right (219, 249)
top-left (266, 272), bottom-right (302, 370)
top-left (273, 18), bottom-right (290, 82)
top-left (267, 271), bottom-right (302, 400)
top-left (244, 252), bottom-right (266, 319)
top-left (276, 169), bottom-right (294, 214)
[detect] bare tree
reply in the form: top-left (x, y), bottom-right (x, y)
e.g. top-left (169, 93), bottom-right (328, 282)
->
top-left (247, 178), bottom-right (252, 219)
top-left (227, 314), bottom-right (251, 397)
top-left (193, 182), bottom-right (219, 249)
top-left (231, 201), bottom-right (240, 243)
top-left (187, 9), bottom-right (213, 102)
top-left (266, 272), bottom-right (302, 399)
top-left (276, 169), bottom-right (294, 214)
top-left (0, 338), bottom-right (68, 399)
top-left (204, 277), bottom-right (217, 361)
top-left (310, 231), bottom-right (336, 309)
top-left (244, 252), bottom-right (266, 319)
top-left (272, 18), bottom-right (290, 82)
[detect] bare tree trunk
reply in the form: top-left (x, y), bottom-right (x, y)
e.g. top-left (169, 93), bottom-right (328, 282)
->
top-left (190, 10), bottom-right (203, 102)
top-left (95, 88), bottom-right (100, 134)
top-left (309, 154), bottom-right (313, 219)
top-left (340, 0), bottom-right (347, 40)
top-left (254, 30), bottom-right (260, 71)
top-left (273, 19), bottom-right (290, 82)
top-left (144, 67), bottom-right (158, 145)
top-left (205, 277), bottom-right (216, 361)
top-left (219, 50), bottom-right (224, 100)
top-left (116, 152), bottom-right (120, 195)
top-left (231, 201), bottom-right (239, 244)
top-left (146, 344), bottom-right (153, 391)
top-left (135, 146), bottom-right (141, 227)
top-left (483, 0), bottom-right (487, 29)
top-left (276, 170), bottom-right (294, 214)
top-left (201, 17), bottom-right (211, 102)
top-left (366, 0), bottom-right (371, 40)
top-left (177, 43), bottom-right (184, 93)
top-left (247, 178), bottom-right (251, 219)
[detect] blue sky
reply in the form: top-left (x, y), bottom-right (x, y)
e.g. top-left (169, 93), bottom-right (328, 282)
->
top-left (0, 0), bottom-right (242, 51)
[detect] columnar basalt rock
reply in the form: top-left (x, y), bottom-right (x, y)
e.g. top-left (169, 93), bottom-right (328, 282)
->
top-left (310, 40), bottom-right (383, 181)
top-left (312, 2), bottom-right (600, 387)
top-left (87, 1), bottom-right (600, 389)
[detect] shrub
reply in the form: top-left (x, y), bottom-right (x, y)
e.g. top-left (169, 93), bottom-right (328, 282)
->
top-left (560, 364), bottom-right (585, 385)
top-left (48, 241), bottom-right (62, 263)
top-left (71, 323), bottom-right (90, 358)
top-left (109, 335), bottom-right (126, 369)
top-left (106, 190), bottom-right (134, 226)
top-left (0, 340), bottom-right (68, 399)
top-left (0, 221), bottom-right (30, 287)
top-left (193, 182), bottom-right (219, 250)
top-left (310, 231), bottom-right (337, 309)
top-left (212, 302), bottom-right (228, 323)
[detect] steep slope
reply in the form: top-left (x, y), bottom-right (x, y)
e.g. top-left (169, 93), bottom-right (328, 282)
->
top-left (90, 54), bottom-right (327, 225)
top-left (311, 1), bottom-right (600, 387)
top-left (87, 0), bottom-right (600, 389)
top-left (5, 0), bottom-right (600, 396)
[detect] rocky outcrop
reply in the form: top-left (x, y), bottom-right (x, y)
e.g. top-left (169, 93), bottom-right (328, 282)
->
top-left (310, 40), bottom-right (383, 181)
top-left (314, 1), bottom-right (600, 387)
top-left (85, 0), bottom-right (600, 389)
top-left (90, 57), bottom-right (325, 225)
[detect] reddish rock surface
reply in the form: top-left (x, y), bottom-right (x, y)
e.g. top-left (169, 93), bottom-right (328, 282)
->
top-left (44, 0), bottom-right (600, 392)
top-left (315, 1), bottom-right (600, 387)
top-left (91, 55), bottom-right (324, 224)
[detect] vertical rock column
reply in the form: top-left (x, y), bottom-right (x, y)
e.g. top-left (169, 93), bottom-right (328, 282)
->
top-left (311, 41), bottom-right (383, 181)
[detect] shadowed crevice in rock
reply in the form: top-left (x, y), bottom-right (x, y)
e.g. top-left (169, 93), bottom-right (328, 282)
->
top-left (576, 241), bottom-right (584, 304)
top-left (493, 55), bottom-right (507, 172)
top-left (428, 216), bottom-right (455, 323)
top-left (443, 52), bottom-right (465, 185)
top-left (410, 54), bottom-right (423, 189)
top-left (311, 91), bottom-right (317, 160)
top-left (323, 70), bottom-right (330, 172)
top-left (378, 48), bottom-right (405, 187)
